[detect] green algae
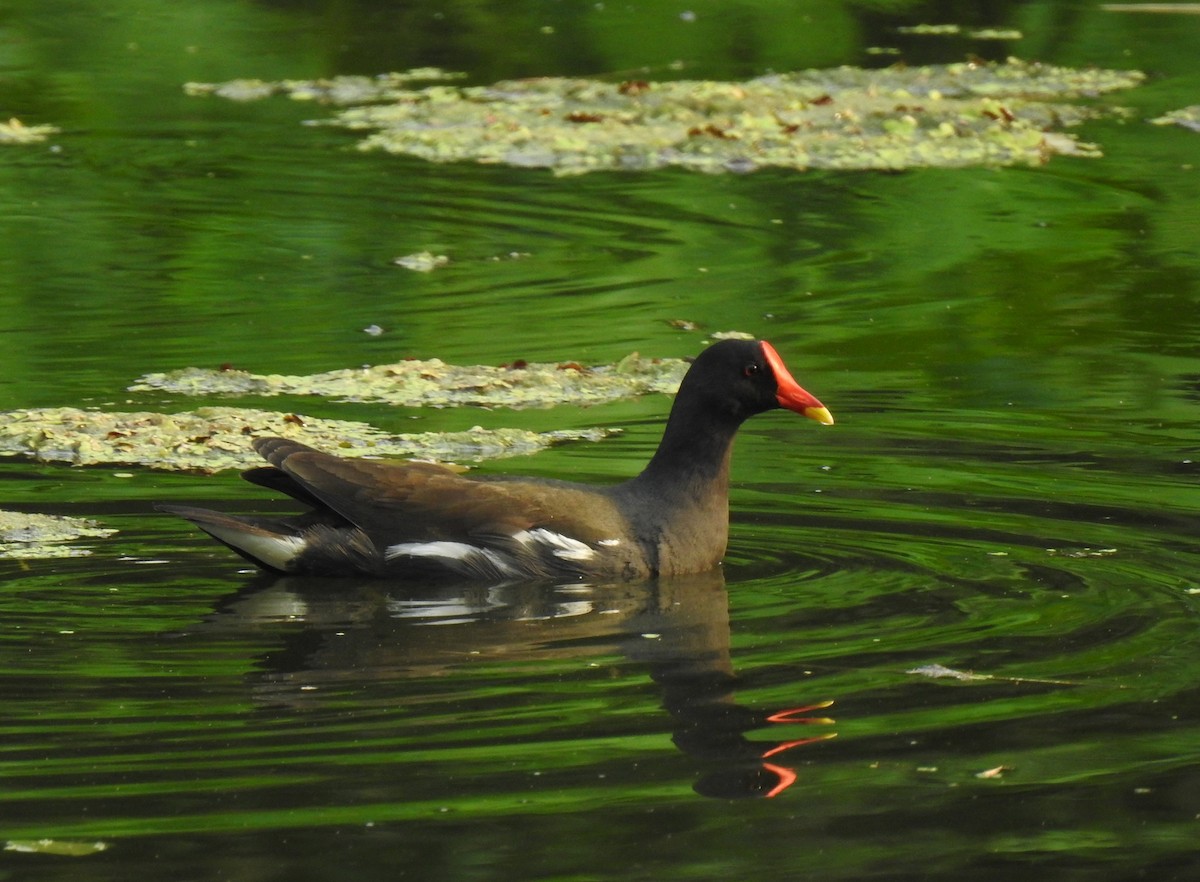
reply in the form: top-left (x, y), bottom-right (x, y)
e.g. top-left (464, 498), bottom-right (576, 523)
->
top-left (0, 510), bottom-right (117, 560)
top-left (185, 58), bottom-right (1144, 174)
top-left (0, 407), bottom-right (614, 472)
top-left (0, 117), bottom-right (59, 145)
top-left (1, 352), bottom-right (693, 473)
top-left (129, 353), bottom-right (689, 409)
top-left (181, 68), bottom-right (465, 103)
top-left (1150, 105), bottom-right (1200, 132)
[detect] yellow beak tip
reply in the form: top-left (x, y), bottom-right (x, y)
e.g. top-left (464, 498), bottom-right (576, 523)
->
top-left (803, 406), bottom-right (835, 426)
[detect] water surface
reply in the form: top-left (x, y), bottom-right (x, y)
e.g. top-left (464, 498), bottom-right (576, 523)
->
top-left (2, 2), bottom-right (1200, 880)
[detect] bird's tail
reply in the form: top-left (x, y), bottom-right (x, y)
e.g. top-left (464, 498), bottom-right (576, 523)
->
top-left (157, 504), bottom-right (306, 573)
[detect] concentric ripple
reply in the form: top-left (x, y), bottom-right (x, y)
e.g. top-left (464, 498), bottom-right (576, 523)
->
top-left (2, 381), bottom-right (1198, 882)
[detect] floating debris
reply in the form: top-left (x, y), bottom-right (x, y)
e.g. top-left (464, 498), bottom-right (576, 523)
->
top-left (186, 59), bottom-right (1144, 175)
top-left (1150, 105), bottom-right (1200, 132)
top-left (0, 510), bottom-right (117, 560)
top-left (130, 354), bottom-right (689, 409)
top-left (393, 251), bottom-right (450, 272)
top-left (0, 407), bottom-right (614, 472)
top-left (0, 117), bottom-right (59, 145)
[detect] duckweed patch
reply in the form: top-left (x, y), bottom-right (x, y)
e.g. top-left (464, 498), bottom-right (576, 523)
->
top-left (0, 510), bottom-right (117, 560)
top-left (185, 59), bottom-right (1144, 174)
top-left (130, 354), bottom-right (689, 409)
top-left (0, 407), bottom-right (614, 472)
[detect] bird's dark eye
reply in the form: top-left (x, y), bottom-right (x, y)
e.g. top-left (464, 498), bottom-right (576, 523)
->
top-left (743, 363), bottom-right (760, 378)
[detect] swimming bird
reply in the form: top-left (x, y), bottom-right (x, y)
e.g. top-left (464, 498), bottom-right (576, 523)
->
top-left (158, 339), bottom-right (832, 580)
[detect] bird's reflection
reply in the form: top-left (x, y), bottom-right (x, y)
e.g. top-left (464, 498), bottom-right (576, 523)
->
top-left (200, 569), bottom-right (836, 798)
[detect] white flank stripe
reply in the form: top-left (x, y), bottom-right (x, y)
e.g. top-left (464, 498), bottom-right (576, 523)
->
top-left (386, 540), bottom-right (476, 562)
top-left (515, 528), bottom-right (596, 562)
top-left (385, 541), bottom-right (518, 576)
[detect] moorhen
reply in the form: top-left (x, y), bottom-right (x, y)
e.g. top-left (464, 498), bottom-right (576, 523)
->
top-left (159, 339), bottom-right (832, 580)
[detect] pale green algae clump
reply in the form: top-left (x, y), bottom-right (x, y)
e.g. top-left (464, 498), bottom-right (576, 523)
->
top-left (393, 250), bottom-right (450, 272)
top-left (1150, 105), bottom-right (1200, 132)
top-left (183, 68), bottom-right (466, 103)
top-left (130, 353), bottom-right (689, 409)
top-left (0, 510), bottom-right (116, 560)
top-left (0, 117), bottom-right (59, 144)
top-left (184, 58), bottom-right (1145, 174)
top-left (0, 407), bottom-right (612, 472)
top-left (0, 353), bottom-right (686, 473)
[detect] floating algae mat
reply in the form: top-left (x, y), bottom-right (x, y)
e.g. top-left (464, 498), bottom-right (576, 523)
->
top-left (185, 59), bottom-right (1144, 174)
top-left (1151, 105), bottom-right (1200, 132)
top-left (1, 353), bottom-right (679, 472)
top-left (0, 510), bottom-right (116, 560)
top-left (0, 407), bottom-right (612, 472)
top-left (130, 353), bottom-right (689, 409)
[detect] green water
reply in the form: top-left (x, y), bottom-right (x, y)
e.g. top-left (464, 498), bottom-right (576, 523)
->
top-left (3, 1), bottom-right (1200, 880)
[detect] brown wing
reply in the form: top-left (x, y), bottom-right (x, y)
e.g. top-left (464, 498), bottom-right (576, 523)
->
top-left (250, 437), bottom-right (646, 577)
top-left (250, 437), bottom-right (623, 547)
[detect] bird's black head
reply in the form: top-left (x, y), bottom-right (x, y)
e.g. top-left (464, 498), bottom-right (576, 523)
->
top-left (678, 339), bottom-right (833, 426)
